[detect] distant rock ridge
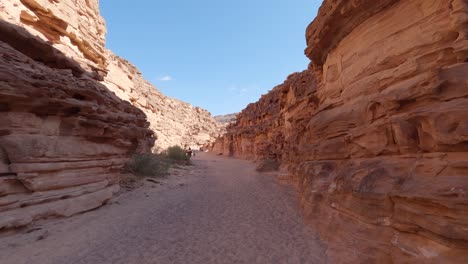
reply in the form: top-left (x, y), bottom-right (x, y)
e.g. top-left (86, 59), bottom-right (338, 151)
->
top-left (0, 0), bottom-right (221, 229)
top-left (210, 0), bottom-right (468, 262)
top-left (102, 51), bottom-right (224, 151)
top-left (214, 113), bottom-right (238, 124)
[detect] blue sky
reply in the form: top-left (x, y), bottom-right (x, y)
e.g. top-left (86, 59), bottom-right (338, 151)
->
top-left (100, 1), bottom-right (321, 116)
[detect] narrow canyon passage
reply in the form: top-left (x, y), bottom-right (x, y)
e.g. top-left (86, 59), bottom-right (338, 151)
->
top-left (1, 153), bottom-right (326, 264)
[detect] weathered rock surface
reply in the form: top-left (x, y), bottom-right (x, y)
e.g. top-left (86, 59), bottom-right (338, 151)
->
top-left (0, 22), bottom-right (153, 229)
top-left (102, 53), bottom-right (223, 151)
top-left (1, 0), bottom-right (222, 151)
top-left (0, 0), bottom-right (220, 229)
top-left (1, 0), bottom-right (107, 73)
top-left (214, 113), bottom-right (238, 124)
top-left (211, 0), bottom-right (468, 262)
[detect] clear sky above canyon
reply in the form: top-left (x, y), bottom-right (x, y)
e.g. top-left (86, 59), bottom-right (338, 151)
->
top-left (100, 0), bottom-right (321, 116)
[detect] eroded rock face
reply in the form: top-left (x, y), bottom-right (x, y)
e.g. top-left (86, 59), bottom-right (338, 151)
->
top-left (214, 113), bottom-right (238, 124)
top-left (0, 23), bottom-right (154, 229)
top-left (102, 52), bottom-right (223, 151)
top-left (0, 0), bottom-right (220, 228)
top-left (212, 0), bottom-right (468, 262)
top-left (1, 0), bottom-right (222, 151)
top-left (1, 0), bottom-right (107, 72)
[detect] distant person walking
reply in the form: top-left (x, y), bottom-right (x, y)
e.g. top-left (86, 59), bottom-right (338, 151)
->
top-left (186, 147), bottom-right (192, 157)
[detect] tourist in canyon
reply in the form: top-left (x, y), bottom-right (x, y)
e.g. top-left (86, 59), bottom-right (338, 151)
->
top-left (186, 147), bottom-right (193, 157)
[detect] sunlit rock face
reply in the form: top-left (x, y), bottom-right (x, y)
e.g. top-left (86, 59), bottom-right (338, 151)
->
top-left (211, 0), bottom-right (468, 262)
top-left (1, 0), bottom-right (107, 73)
top-left (1, 0), bottom-right (222, 151)
top-left (102, 52), bottom-right (224, 151)
top-left (0, 0), bottom-right (220, 229)
top-left (0, 22), bottom-right (153, 229)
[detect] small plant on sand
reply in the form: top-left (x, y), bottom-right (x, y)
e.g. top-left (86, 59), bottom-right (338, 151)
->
top-left (166, 145), bottom-right (190, 162)
top-left (126, 146), bottom-right (191, 180)
top-left (127, 153), bottom-right (170, 177)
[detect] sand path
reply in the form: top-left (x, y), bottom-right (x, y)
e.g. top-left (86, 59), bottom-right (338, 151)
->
top-left (0, 153), bottom-right (326, 264)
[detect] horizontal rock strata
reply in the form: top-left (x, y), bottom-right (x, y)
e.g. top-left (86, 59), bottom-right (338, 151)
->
top-left (0, 0), bottom-right (220, 228)
top-left (0, 22), bottom-right (153, 229)
top-left (102, 53), bottom-right (223, 151)
top-left (211, 0), bottom-right (468, 262)
top-left (1, 0), bottom-right (222, 151)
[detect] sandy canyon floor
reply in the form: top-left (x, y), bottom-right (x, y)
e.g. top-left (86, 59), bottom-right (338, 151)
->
top-left (0, 153), bottom-right (326, 264)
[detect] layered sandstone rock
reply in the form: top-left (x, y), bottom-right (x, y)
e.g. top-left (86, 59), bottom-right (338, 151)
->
top-left (102, 52), bottom-right (223, 151)
top-left (212, 0), bottom-right (468, 262)
top-left (1, 0), bottom-right (107, 73)
top-left (0, 0), bottom-right (220, 229)
top-left (1, 0), bottom-right (222, 151)
top-left (0, 22), bottom-right (154, 229)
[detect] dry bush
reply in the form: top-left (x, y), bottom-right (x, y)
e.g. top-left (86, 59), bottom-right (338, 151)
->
top-left (167, 145), bottom-right (190, 161)
top-left (127, 154), bottom-right (170, 177)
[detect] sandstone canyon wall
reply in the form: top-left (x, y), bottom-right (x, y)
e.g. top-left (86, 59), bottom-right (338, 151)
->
top-left (0, 20), bottom-right (154, 229)
top-left (211, 0), bottom-right (468, 262)
top-left (102, 52), bottom-right (223, 151)
top-left (1, 0), bottom-right (222, 152)
top-left (0, 0), bottom-right (220, 229)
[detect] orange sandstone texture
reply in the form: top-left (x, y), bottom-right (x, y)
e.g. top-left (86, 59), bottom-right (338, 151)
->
top-left (0, 22), bottom-right (154, 229)
top-left (1, 0), bottom-right (222, 151)
top-left (0, 0), bottom-right (220, 229)
top-left (211, 0), bottom-right (468, 262)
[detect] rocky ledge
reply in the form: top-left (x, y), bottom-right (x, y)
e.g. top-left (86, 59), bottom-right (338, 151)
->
top-left (0, 0), bottom-right (222, 152)
top-left (211, 0), bottom-right (468, 262)
top-left (0, 21), bottom-right (154, 229)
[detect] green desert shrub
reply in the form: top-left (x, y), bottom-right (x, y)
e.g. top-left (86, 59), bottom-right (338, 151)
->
top-left (127, 153), bottom-right (170, 177)
top-left (167, 145), bottom-right (190, 161)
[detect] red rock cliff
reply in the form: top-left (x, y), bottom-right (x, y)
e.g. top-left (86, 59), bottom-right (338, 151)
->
top-left (0, 21), bottom-right (154, 229)
top-left (0, 0), bottom-right (221, 229)
top-left (211, 0), bottom-right (468, 262)
top-left (1, 0), bottom-right (222, 152)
